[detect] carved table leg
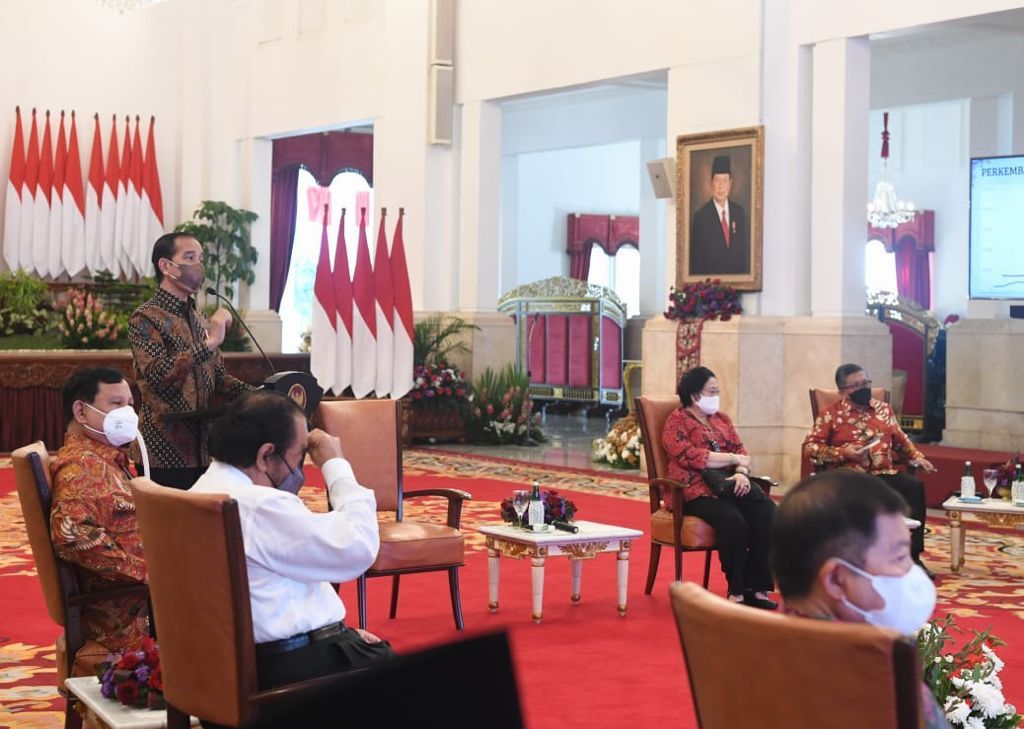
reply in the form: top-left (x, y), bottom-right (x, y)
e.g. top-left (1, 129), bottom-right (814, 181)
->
top-left (617, 546), bottom-right (630, 616)
top-left (531, 555), bottom-right (546, 623)
top-left (948, 511), bottom-right (964, 574)
top-left (487, 547), bottom-right (500, 612)
top-left (570, 558), bottom-right (583, 605)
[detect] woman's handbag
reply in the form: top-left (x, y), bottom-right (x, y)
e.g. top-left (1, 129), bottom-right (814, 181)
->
top-left (701, 467), bottom-right (767, 501)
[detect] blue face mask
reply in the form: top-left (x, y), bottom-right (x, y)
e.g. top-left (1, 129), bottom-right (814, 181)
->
top-left (271, 452), bottom-right (305, 495)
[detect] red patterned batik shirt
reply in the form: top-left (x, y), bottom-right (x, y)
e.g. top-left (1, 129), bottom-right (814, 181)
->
top-left (661, 407), bottom-right (748, 508)
top-left (128, 288), bottom-right (256, 469)
top-left (49, 433), bottom-right (148, 651)
top-left (802, 397), bottom-right (923, 475)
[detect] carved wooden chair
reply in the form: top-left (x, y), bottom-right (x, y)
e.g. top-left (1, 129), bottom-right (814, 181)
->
top-left (12, 441), bottom-right (149, 729)
top-left (670, 582), bottom-right (922, 728)
top-left (635, 397), bottom-right (775, 593)
top-left (319, 399), bottom-right (470, 630)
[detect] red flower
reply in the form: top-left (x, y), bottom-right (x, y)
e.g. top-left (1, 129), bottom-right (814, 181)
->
top-left (116, 653), bottom-right (142, 671)
top-left (115, 679), bottom-right (141, 705)
top-left (149, 665), bottom-right (164, 691)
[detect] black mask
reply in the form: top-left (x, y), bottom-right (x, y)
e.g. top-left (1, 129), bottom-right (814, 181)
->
top-left (849, 387), bottom-right (872, 406)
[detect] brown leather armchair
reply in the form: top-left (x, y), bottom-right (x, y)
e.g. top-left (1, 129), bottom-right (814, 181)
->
top-left (669, 582), bottom-right (922, 728)
top-left (635, 397), bottom-right (775, 594)
top-left (12, 441), bottom-right (149, 729)
top-left (130, 477), bottom-right (367, 728)
top-left (318, 399), bottom-right (470, 630)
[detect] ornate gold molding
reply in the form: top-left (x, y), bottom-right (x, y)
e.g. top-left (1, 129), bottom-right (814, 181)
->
top-left (484, 536), bottom-right (548, 559)
top-left (969, 511), bottom-right (1024, 528)
top-left (558, 541), bottom-right (610, 559)
top-left (497, 276), bottom-right (626, 324)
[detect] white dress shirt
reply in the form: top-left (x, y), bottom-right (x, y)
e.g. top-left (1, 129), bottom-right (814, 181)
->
top-left (190, 458), bottom-right (379, 643)
top-left (714, 199), bottom-right (730, 228)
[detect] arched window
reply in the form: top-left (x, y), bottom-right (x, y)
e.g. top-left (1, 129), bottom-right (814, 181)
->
top-left (865, 237), bottom-right (897, 294)
top-left (279, 169), bottom-right (373, 353)
top-left (588, 244), bottom-right (640, 316)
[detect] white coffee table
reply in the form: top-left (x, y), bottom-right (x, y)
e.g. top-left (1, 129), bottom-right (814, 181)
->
top-left (65, 676), bottom-right (199, 729)
top-left (941, 496), bottom-right (1024, 574)
top-left (478, 520), bottom-right (643, 623)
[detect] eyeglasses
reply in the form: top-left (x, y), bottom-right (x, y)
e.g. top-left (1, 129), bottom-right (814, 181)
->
top-left (843, 379), bottom-right (872, 391)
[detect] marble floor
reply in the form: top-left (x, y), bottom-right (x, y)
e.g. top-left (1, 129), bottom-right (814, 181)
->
top-left (427, 409), bottom-right (625, 473)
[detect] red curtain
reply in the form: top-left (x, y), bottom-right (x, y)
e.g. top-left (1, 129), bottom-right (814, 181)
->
top-left (894, 236), bottom-right (931, 309)
top-left (269, 131), bottom-right (374, 312)
top-left (566, 213), bottom-right (639, 280)
top-left (866, 210), bottom-right (934, 310)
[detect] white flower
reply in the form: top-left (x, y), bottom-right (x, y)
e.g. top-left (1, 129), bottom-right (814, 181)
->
top-left (968, 681), bottom-right (1008, 718)
top-left (964, 716), bottom-right (985, 729)
top-left (982, 643), bottom-right (1005, 672)
top-left (943, 698), bottom-right (971, 724)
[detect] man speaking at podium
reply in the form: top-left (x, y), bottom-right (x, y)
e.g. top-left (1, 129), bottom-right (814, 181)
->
top-left (128, 233), bottom-right (257, 489)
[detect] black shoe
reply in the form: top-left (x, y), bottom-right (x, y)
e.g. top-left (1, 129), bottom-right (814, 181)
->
top-left (743, 591), bottom-right (778, 610)
top-left (914, 559), bottom-right (936, 582)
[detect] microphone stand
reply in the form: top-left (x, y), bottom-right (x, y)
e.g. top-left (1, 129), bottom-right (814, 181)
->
top-left (205, 287), bottom-right (276, 376)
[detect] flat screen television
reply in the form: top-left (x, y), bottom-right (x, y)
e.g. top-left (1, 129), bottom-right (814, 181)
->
top-left (969, 155), bottom-right (1024, 299)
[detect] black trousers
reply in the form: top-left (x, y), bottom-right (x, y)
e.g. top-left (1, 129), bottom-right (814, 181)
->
top-left (876, 472), bottom-right (927, 559)
top-left (685, 492), bottom-right (776, 596)
top-left (256, 625), bottom-right (396, 691)
top-left (141, 466), bottom-right (205, 490)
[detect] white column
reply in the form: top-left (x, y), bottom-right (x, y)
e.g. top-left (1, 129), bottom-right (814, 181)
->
top-left (638, 137), bottom-right (666, 316)
top-left (457, 100), bottom-right (503, 312)
top-left (810, 37), bottom-right (871, 316)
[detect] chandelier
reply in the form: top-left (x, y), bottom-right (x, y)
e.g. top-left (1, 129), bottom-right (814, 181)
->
top-left (92, 0), bottom-right (168, 13)
top-left (866, 112), bottom-right (915, 229)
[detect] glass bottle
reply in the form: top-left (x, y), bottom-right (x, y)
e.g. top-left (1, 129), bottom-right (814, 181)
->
top-left (527, 480), bottom-right (545, 530)
top-left (960, 461), bottom-right (975, 499)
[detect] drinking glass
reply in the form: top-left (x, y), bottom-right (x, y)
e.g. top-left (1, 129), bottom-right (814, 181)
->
top-left (983, 468), bottom-right (999, 498)
top-left (512, 490), bottom-right (530, 528)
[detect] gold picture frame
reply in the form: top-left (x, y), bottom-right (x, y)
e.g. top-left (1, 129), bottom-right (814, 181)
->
top-left (676, 125), bottom-right (764, 292)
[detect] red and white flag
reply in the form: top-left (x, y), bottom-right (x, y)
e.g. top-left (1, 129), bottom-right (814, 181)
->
top-left (310, 205), bottom-right (337, 393)
top-left (101, 115), bottom-right (121, 275)
top-left (84, 114), bottom-right (104, 273)
top-left (62, 112), bottom-right (86, 278)
top-left (48, 112), bottom-right (67, 277)
top-left (114, 116), bottom-right (131, 275)
top-left (3, 107), bottom-right (25, 270)
top-left (32, 111), bottom-right (53, 276)
top-left (19, 109), bottom-right (39, 274)
top-left (141, 116), bottom-right (164, 256)
top-left (390, 210), bottom-right (415, 399)
top-left (350, 208), bottom-right (377, 398)
top-left (127, 117), bottom-right (145, 276)
top-left (333, 208), bottom-right (353, 394)
top-left (373, 210), bottom-right (394, 397)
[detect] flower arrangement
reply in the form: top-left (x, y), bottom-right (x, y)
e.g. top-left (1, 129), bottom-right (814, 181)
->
top-left (989, 454), bottom-right (1021, 501)
top-left (410, 362), bottom-right (470, 413)
top-left (499, 488), bottom-right (577, 525)
top-left (918, 615), bottom-right (1020, 728)
top-left (593, 414), bottom-right (642, 469)
top-left (465, 364), bottom-right (545, 445)
top-left (663, 278), bottom-right (742, 321)
top-left (54, 288), bottom-right (123, 348)
top-left (299, 324), bottom-right (311, 353)
top-left (97, 637), bottom-right (165, 710)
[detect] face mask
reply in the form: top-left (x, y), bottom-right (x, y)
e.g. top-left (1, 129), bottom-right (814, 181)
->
top-left (836, 558), bottom-right (936, 635)
top-left (696, 395), bottom-right (720, 415)
top-left (270, 452), bottom-right (305, 495)
top-left (166, 260), bottom-right (204, 293)
top-left (849, 387), bottom-right (872, 406)
top-left (83, 403), bottom-right (139, 447)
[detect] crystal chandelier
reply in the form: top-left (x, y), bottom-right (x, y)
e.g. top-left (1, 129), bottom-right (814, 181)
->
top-left (92, 0), bottom-right (168, 13)
top-left (867, 112), bottom-right (915, 229)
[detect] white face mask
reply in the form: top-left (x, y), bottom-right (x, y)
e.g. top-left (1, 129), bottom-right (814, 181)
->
top-left (696, 395), bottom-right (720, 415)
top-left (84, 402), bottom-right (140, 447)
top-left (836, 558), bottom-right (936, 635)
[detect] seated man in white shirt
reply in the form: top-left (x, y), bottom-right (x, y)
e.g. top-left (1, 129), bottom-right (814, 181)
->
top-left (190, 389), bottom-right (394, 690)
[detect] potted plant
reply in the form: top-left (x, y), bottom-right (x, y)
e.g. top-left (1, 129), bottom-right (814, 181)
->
top-left (407, 314), bottom-right (479, 441)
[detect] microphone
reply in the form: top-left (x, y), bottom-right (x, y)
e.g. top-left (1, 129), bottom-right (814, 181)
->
top-left (205, 287), bottom-right (276, 376)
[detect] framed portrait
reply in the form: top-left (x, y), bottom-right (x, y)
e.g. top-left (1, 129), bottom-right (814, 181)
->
top-left (676, 125), bottom-right (764, 292)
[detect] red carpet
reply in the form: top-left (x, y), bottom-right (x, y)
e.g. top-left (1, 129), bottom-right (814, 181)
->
top-left (3, 451), bottom-right (1024, 728)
